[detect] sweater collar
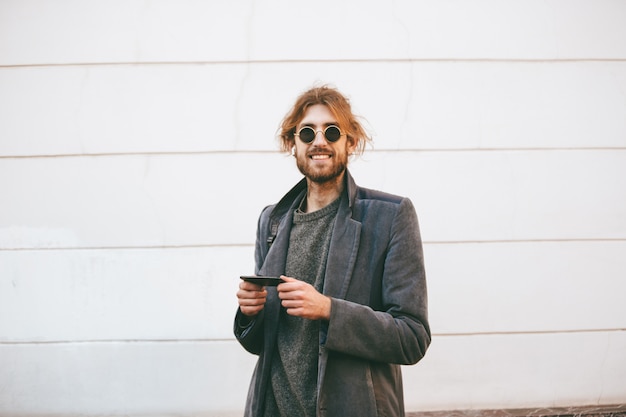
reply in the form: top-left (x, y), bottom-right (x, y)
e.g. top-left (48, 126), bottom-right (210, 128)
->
top-left (269, 169), bottom-right (357, 226)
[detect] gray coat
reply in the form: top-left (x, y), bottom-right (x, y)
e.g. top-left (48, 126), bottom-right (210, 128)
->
top-left (234, 170), bottom-right (431, 417)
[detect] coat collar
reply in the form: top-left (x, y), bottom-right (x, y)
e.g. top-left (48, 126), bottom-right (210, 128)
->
top-left (263, 169), bottom-right (361, 299)
top-left (268, 169), bottom-right (358, 229)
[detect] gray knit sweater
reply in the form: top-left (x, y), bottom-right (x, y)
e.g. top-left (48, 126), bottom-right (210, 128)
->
top-left (263, 197), bottom-right (340, 417)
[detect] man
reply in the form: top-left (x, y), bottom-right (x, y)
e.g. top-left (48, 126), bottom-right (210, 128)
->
top-left (234, 85), bottom-right (430, 417)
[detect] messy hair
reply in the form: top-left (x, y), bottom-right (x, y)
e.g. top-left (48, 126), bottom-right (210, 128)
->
top-left (278, 85), bottom-right (372, 155)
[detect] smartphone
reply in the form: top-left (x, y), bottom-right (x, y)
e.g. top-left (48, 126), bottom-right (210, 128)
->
top-left (240, 275), bottom-right (284, 286)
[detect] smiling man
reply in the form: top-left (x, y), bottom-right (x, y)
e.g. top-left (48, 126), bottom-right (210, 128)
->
top-left (234, 85), bottom-right (431, 417)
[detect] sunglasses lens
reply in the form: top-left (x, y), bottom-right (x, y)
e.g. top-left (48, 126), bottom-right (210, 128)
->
top-left (325, 126), bottom-right (341, 142)
top-left (298, 127), bottom-right (316, 143)
top-left (297, 126), bottom-right (342, 143)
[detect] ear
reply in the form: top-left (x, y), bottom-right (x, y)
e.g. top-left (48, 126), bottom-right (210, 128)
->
top-left (346, 135), bottom-right (358, 154)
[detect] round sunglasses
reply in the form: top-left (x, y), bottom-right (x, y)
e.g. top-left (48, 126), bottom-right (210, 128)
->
top-left (295, 125), bottom-right (343, 144)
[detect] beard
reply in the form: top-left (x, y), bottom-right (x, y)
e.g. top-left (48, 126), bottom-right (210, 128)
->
top-left (295, 149), bottom-right (348, 184)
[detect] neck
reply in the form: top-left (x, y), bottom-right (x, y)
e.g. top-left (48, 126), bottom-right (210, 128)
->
top-left (303, 172), bottom-right (345, 213)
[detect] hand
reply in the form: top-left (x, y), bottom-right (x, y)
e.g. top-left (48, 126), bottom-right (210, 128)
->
top-left (237, 280), bottom-right (268, 317)
top-left (277, 276), bottom-right (331, 321)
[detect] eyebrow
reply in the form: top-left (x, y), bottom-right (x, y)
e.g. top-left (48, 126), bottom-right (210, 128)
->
top-left (298, 121), bottom-right (339, 129)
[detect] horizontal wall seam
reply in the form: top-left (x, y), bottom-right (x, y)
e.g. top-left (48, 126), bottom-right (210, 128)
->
top-left (434, 328), bottom-right (626, 337)
top-left (1, 147), bottom-right (625, 160)
top-left (1, 238), bottom-right (625, 252)
top-left (2, 328), bottom-right (625, 346)
top-left (1, 57), bottom-right (626, 69)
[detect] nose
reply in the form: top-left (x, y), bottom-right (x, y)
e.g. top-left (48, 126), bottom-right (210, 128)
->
top-left (311, 129), bottom-right (327, 145)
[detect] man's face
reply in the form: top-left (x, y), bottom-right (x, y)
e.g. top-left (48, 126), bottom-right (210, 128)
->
top-left (294, 104), bottom-right (356, 184)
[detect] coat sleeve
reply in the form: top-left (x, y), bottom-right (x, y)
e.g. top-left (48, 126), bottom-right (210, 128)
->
top-left (234, 308), bottom-right (265, 355)
top-left (233, 206), bottom-right (273, 355)
top-left (323, 198), bottom-right (431, 365)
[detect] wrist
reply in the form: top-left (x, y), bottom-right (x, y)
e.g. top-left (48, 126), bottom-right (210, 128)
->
top-left (323, 296), bottom-right (332, 321)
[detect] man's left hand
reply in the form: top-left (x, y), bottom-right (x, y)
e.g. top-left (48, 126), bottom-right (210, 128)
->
top-left (277, 275), bottom-right (332, 321)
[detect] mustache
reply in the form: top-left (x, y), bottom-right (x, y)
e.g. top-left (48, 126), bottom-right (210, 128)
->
top-left (305, 146), bottom-right (333, 155)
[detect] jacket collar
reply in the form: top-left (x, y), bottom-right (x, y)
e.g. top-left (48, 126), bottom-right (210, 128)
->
top-left (268, 169), bottom-right (357, 229)
top-left (264, 169), bottom-right (360, 299)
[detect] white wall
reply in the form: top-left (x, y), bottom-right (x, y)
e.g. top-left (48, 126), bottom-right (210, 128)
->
top-left (1, 0), bottom-right (625, 415)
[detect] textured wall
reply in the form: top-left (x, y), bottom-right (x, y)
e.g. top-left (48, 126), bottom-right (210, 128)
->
top-left (1, 0), bottom-right (625, 415)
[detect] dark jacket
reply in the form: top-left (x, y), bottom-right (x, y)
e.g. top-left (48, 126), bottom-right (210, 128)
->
top-left (234, 170), bottom-right (431, 417)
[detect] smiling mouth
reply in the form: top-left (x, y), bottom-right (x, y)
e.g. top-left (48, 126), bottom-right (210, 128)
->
top-left (310, 154), bottom-right (331, 160)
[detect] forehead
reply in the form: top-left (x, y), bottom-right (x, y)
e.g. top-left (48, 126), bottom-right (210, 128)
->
top-left (298, 104), bottom-right (337, 127)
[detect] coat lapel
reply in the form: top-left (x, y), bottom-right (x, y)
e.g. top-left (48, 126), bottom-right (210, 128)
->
top-left (256, 207), bottom-right (296, 376)
top-left (322, 196), bottom-right (361, 299)
top-left (258, 170), bottom-right (362, 299)
top-left (258, 208), bottom-right (295, 277)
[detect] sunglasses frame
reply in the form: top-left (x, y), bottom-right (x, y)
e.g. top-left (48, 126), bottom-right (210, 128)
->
top-left (295, 125), bottom-right (343, 144)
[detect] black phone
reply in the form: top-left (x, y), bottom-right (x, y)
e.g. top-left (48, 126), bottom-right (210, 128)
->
top-left (240, 275), bottom-right (284, 286)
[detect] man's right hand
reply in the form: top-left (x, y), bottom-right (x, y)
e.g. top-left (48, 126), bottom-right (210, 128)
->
top-left (237, 280), bottom-right (268, 317)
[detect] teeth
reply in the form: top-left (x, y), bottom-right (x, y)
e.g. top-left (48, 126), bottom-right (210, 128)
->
top-left (311, 155), bottom-right (330, 160)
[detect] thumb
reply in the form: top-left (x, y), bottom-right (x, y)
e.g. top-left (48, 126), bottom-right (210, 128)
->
top-left (280, 275), bottom-right (297, 283)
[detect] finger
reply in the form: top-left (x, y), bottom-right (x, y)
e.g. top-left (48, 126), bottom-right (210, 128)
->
top-left (238, 293), bottom-right (267, 309)
top-left (240, 304), bottom-right (265, 317)
top-left (237, 288), bottom-right (267, 300)
top-left (277, 288), bottom-right (305, 300)
top-left (284, 306), bottom-right (309, 318)
top-left (240, 280), bottom-right (265, 291)
top-left (277, 279), bottom-right (308, 295)
top-left (284, 307), bottom-right (300, 316)
top-left (280, 298), bottom-right (298, 307)
top-left (239, 297), bottom-right (266, 306)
